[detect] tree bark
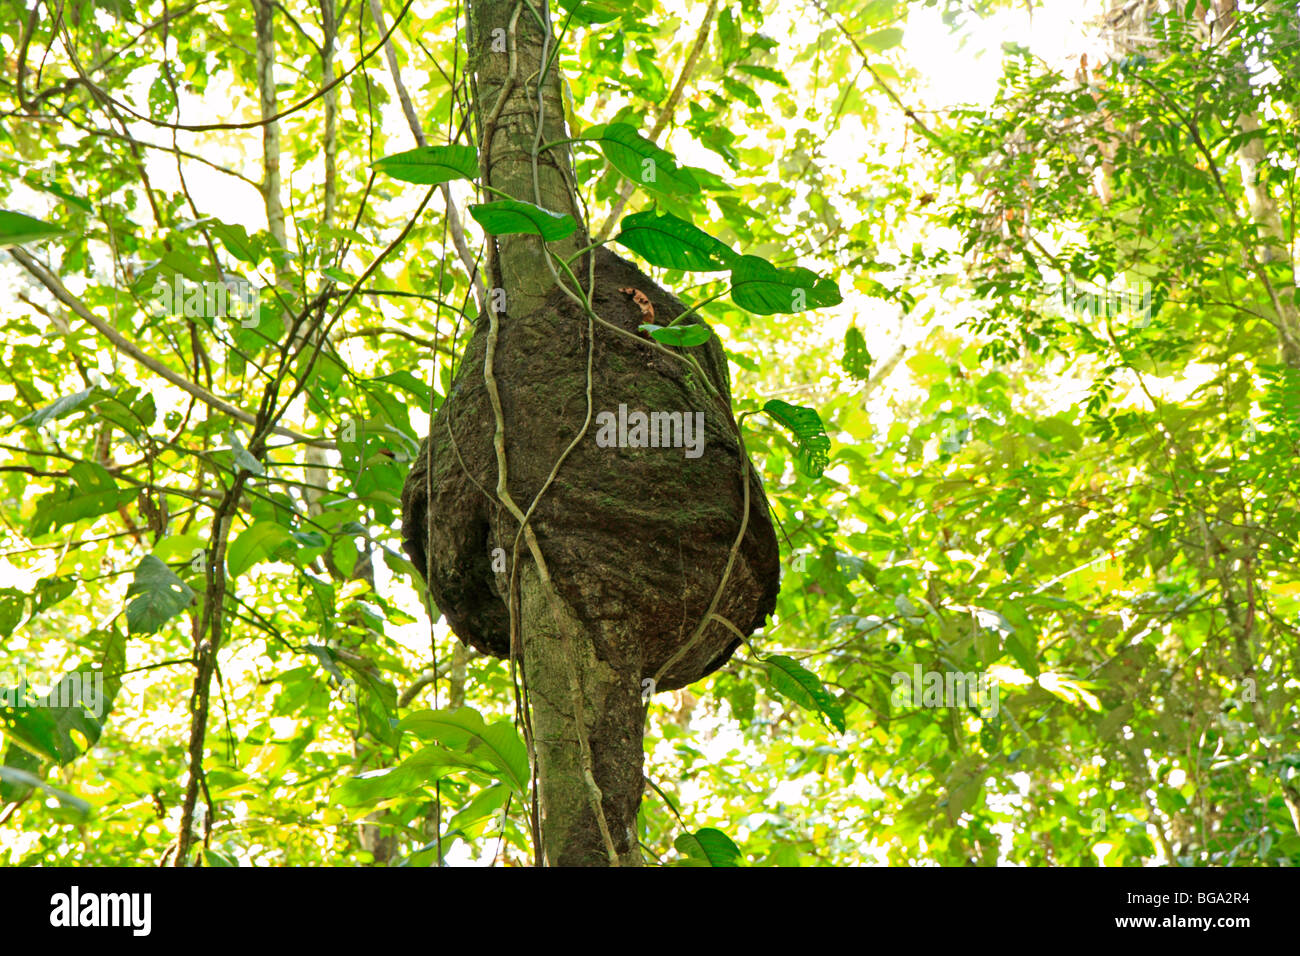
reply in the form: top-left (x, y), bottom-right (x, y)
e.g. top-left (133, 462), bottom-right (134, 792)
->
top-left (467, 0), bottom-right (584, 313)
top-left (466, 0), bottom-right (641, 866)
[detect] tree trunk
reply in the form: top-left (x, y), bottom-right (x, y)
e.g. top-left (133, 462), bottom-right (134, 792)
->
top-left (403, 0), bottom-right (780, 866)
top-left (467, 0), bottom-right (584, 312)
top-left (467, 0), bottom-right (635, 867)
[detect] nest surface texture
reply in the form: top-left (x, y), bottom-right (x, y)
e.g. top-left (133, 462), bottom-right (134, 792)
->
top-left (401, 248), bottom-right (780, 691)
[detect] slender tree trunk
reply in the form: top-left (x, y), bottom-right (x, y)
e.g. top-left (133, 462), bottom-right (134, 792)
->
top-left (467, 0), bottom-right (584, 312)
top-left (464, 0), bottom-right (643, 865)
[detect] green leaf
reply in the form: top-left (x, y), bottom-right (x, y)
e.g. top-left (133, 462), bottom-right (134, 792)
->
top-left (21, 176), bottom-right (92, 213)
top-left (334, 762), bottom-right (434, 807)
top-left (227, 521), bottom-right (294, 577)
top-left (591, 122), bottom-right (700, 197)
top-left (397, 707), bottom-right (530, 796)
top-left (842, 325), bottom-right (872, 379)
top-left (556, 0), bottom-right (623, 24)
top-left (729, 255), bottom-right (841, 314)
top-left (717, 7), bottom-right (742, 64)
top-left (0, 637), bottom-right (121, 767)
top-left (228, 431), bottom-right (264, 475)
top-left (468, 200), bottom-right (577, 241)
top-left (374, 144), bottom-right (478, 185)
top-left (0, 210), bottom-right (66, 248)
top-left (372, 370), bottom-right (434, 409)
top-left (0, 588), bottom-right (25, 637)
top-left (209, 220), bottom-right (261, 264)
top-left (640, 323), bottom-right (712, 347)
top-left (863, 28), bottom-right (904, 51)
top-left (124, 555), bottom-right (195, 635)
top-left (445, 782), bottom-right (510, 837)
top-left (721, 76), bottom-right (763, 110)
top-left (762, 399), bottom-right (831, 478)
top-left (674, 827), bottom-right (743, 866)
top-left (735, 64), bottom-right (790, 87)
top-left (0, 744), bottom-right (41, 804)
top-left (0, 768), bottom-right (91, 816)
top-left (763, 653), bottom-right (846, 732)
top-left (614, 209), bottom-right (736, 271)
top-left (16, 387), bottom-right (100, 428)
top-left (26, 463), bottom-right (133, 538)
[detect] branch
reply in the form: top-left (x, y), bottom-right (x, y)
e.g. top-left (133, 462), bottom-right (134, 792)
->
top-left (366, 0), bottom-right (485, 311)
top-left (8, 248), bottom-right (329, 448)
top-left (595, 0), bottom-right (718, 242)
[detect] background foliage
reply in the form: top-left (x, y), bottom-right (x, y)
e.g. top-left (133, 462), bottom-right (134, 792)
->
top-left (0, 0), bottom-right (1296, 865)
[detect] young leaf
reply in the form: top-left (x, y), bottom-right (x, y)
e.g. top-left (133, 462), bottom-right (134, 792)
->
top-left (863, 27), bottom-right (904, 51)
top-left (842, 325), bottom-right (872, 379)
top-left (615, 209), bottom-right (736, 271)
top-left (640, 323), bottom-right (712, 347)
top-left (763, 653), bottom-right (846, 733)
top-left (209, 220), bottom-right (262, 264)
top-left (735, 64), bottom-right (790, 87)
top-left (468, 200), bottom-right (577, 240)
top-left (373, 144), bottom-right (478, 185)
top-left (729, 255), bottom-right (841, 315)
top-left (762, 399), bottom-right (831, 478)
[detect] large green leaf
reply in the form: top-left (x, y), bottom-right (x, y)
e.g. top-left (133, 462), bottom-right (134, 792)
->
top-left (674, 827), bottom-right (743, 866)
top-left (762, 653), bottom-right (846, 733)
top-left (0, 210), bottom-right (65, 248)
top-left (614, 210), bottom-right (736, 271)
top-left (468, 200), bottom-right (577, 240)
top-left (640, 323), bottom-right (712, 347)
top-left (374, 144), bottom-right (478, 185)
top-left (334, 761), bottom-right (438, 807)
top-left (397, 707), bottom-right (530, 796)
top-left (843, 325), bottom-right (872, 379)
top-left (591, 122), bottom-right (700, 197)
top-left (729, 255), bottom-right (842, 314)
top-left (208, 220), bottom-right (262, 264)
top-left (26, 463), bottom-right (134, 538)
top-left (0, 633), bottom-right (123, 767)
top-left (762, 399), bottom-right (831, 478)
top-left (124, 555), bottom-right (195, 635)
top-left (227, 521), bottom-right (294, 577)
